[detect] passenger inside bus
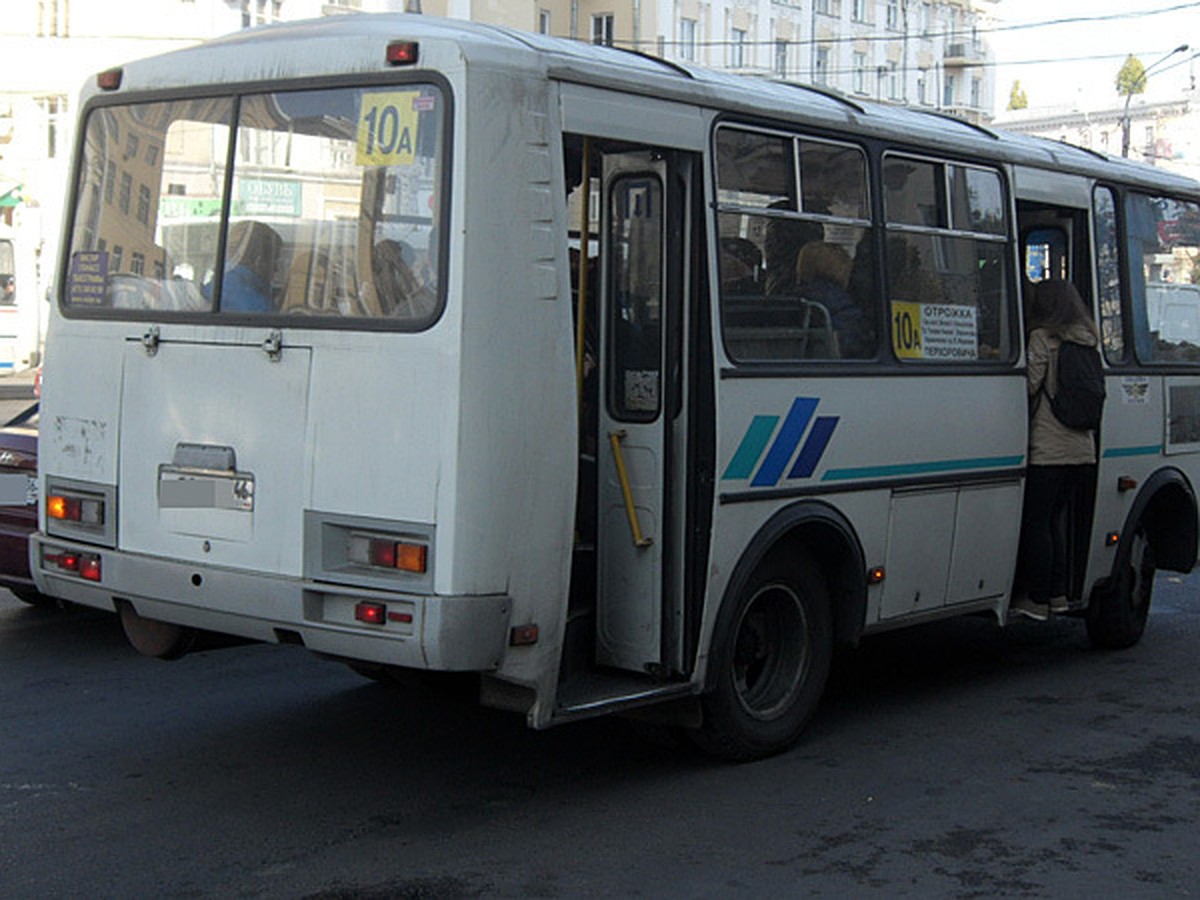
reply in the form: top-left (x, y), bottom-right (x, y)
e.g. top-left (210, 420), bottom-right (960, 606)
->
top-left (211, 220), bottom-right (281, 313)
top-left (795, 240), bottom-right (866, 359)
top-left (763, 204), bottom-right (821, 296)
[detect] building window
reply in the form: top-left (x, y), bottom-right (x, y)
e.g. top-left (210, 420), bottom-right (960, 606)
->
top-left (680, 18), bottom-right (697, 61)
top-left (887, 0), bottom-right (899, 29)
top-left (917, 71), bottom-right (928, 105)
top-left (538, 9), bottom-right (550, 34)
top-left (112, 245), bottom-right (123, 273)
top-left (36, 95), bottom-right (67, 158)
top-left (888, 61), bottom-right (900, 100)
top-left (943, 73), bottom-right (956, 108)
top-left (104, 161), bottom-right (116, 204)
top-left (592, 14), bottom-right (614, 46)
top-left (730, 29), bottom-right (747, 69)
top-left (119, 172), bottom-right (132, 215)
top-left (775, 40), bottom-right (788, 77)
top-left (137, 184), bottom-right (151, 225)
top-left (852, 0), bottom-right (866, 22)
top-left (38, 0), bottom-right (70, 37)
top-left (853, 52), bottom-right (867, 94)
top-left (815, 47), bottom-right (830, 85)
top-left (131, 252), bottom-right (145, 276)
top-left (815, 0), bottom-right (839, 15)
top-left (970, 77), bottom-right (981, 109)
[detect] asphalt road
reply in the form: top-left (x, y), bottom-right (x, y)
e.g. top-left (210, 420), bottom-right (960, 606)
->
top-left (1, 572), bottom-right (1198, 898)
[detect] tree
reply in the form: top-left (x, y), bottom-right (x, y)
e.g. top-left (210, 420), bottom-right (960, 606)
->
top-left (1007, 80), bottom-right (1028, 111)
top-left (1116, 54), bottom-right (1147, 97)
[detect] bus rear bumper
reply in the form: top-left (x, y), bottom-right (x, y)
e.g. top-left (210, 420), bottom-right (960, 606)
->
top-left (30, 535), bottom-right (511, 671)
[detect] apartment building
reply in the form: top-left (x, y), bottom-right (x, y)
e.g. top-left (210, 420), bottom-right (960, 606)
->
top-left (0, 0), bottom-right (996, 297)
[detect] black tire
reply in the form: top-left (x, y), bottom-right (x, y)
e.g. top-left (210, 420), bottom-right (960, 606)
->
top-left (118, 601), bottom-right (196, 660)
top-left (1087, 525), bottom-right (1155, 650)
top-left (692, 548), bottom-right (833, 761)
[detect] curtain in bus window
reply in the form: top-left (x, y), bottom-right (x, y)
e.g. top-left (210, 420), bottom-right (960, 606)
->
top-left (715, 125), bottom-right (877, 363)
top-left (1093, 187), bottom-right (1124, 362)
top-left (883, 155), bottom-right (1010, 363)
top-left (1126, 192), bottom-right (1200, 363)
top-left (65, 99), bottom-right (233, 312)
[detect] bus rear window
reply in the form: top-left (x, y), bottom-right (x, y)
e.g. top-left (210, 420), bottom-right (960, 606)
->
top-left (64, 85), bottom-right (447, 328)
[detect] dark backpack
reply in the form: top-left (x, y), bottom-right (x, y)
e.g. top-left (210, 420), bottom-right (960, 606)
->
top-left (1047, 340), bottom-right (1105, 431)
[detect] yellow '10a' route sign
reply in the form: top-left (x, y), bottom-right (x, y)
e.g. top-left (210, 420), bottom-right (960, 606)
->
top-left (356, 91), bottom-right (421, 166)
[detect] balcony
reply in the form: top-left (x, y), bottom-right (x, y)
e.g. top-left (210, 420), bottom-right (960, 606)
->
top-left (944, 42), bottom-right (985, 67)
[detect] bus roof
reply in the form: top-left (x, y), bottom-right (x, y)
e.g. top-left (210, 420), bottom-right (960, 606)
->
top-left (88, 12), bottom-right (1200, 198)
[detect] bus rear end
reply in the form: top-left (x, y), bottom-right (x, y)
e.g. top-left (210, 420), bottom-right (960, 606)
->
top-left (31, 20), bottom-right (574, 699)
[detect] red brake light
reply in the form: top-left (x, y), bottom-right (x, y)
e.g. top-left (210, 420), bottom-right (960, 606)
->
top-left (80, 555), bottom-right (102, 582)
top-left (97, 68), bottom-right (123, 90)
top-left (386, 41), bottom-right (419, 66)
top-left (354, 601), bottom-right (387, 625)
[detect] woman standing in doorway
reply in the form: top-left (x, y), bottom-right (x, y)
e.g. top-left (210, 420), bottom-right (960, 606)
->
top-left (1015, 279), bottom-right (1101, 621)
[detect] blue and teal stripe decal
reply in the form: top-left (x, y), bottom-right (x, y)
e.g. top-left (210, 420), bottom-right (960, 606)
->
top-left (723, 396), bottom-right (1023, 488)
top-left (1102, 445), bottom-right (1162, 459)
top-left (723, 397), bottom-right (841, 488)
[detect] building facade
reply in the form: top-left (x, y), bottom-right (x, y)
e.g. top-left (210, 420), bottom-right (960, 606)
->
top-left (0, 0), bottom-right (996, 305)
top-left (996, 97), bottom-right (1199, 183)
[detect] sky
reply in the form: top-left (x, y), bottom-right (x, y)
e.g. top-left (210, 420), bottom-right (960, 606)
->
top-left (988, 0), bottom-right (1200, 118)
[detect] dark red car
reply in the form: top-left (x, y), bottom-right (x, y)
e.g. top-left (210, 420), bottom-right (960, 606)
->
top-left (0, 403), bottom-right (45, 605)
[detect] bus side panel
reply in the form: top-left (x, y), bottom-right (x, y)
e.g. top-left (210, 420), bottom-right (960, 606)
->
top-left (452, 70), bottom-right (577, 703)
top-left (706, 372), bottom-right (1026, 659)
top-left (38, 322), bottom-right (123, 491)
top-left (1090, 373), bottom-right (1200, 585)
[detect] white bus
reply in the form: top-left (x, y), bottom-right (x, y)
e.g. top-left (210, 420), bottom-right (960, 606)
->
top-left (33, 15), bottom-right (1200, 759)
top-left (0, 224), bottom-right (41, 373)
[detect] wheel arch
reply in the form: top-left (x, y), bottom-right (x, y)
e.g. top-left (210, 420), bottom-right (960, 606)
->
top-left (705, 500), bottom-right (866, 692)
top-left (1114, 466), bottom-right (1198, 579)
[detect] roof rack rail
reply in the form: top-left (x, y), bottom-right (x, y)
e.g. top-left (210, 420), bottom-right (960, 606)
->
top-left (770, 79), bottom-right (866, 115)
top-left (611, 45), bottom-right (695, 79)
top-left (911, 108), bottom-right (1000, 140)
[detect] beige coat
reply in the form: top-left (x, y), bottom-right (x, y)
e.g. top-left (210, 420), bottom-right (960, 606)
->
top-left (1027, 323), bottom-right (1098, 466)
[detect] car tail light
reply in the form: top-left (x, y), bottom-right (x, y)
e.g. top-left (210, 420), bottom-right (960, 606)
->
top-left (47, 491), bottom-right (105, 525)
top-left (44, 547), bottom-right (102, 582)
top-left (348, 534), bottom-right (428, 574)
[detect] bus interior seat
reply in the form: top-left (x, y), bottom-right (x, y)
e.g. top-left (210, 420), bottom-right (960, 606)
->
top-left (722, 295), bottom-right (838, 361)
top-left (282, 248), bottom-right (331, 314)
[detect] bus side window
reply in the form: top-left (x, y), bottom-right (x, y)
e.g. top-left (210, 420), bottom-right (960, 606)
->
top-left (883, 156), bottom-right (1010, 363)
top-left (1125, 191), bottom-right (1200, 364)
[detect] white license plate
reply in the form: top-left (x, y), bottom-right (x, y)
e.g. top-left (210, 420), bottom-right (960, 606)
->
top-left (158, 471), bottom-right (254, 512)
top-left (0, 472), bottom-right (36, 507)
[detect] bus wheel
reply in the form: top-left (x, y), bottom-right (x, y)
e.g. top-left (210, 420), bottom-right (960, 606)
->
top-left (1086, 526), bottom-right (1155, 650)
top-left (118, 600), bottom-right (196, 660)
top-left (692, 550), bottom-right (832, 761)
